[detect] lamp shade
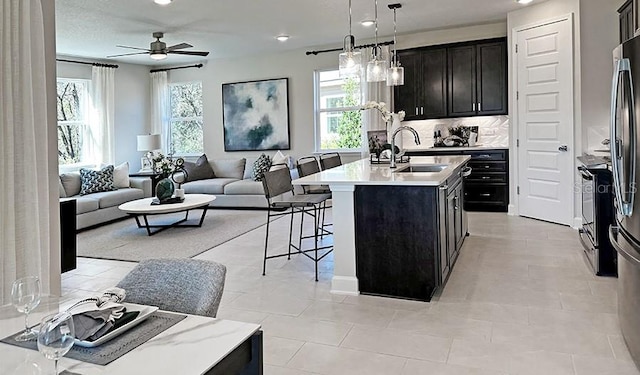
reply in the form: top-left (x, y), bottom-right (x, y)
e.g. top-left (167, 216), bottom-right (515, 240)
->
top-left (137, 134), bottom-right (161, 151)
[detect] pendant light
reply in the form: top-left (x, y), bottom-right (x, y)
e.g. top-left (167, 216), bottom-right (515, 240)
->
top-left (387, 4), bottom-right (404, 86)
top-left (339, 0), bottom-right (362, 78)
top-left (366, 0), bottom-right (388, 82)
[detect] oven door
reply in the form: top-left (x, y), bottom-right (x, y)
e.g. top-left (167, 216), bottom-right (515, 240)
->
top-left (580, 166), bottom-right (596, 243)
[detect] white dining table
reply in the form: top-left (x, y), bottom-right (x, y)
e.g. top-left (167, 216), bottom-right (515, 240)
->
top-left (0, 298), bottom-right (263, 374)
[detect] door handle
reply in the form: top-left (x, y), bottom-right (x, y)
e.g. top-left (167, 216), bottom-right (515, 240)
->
top-left (558, 145), bottom-right (568, 152)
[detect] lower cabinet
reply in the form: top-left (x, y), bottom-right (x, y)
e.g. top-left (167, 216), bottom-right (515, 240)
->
top-left (60, 199), bottom-right (77, 273)
top-left (354, 167), bottom-right (468, 301)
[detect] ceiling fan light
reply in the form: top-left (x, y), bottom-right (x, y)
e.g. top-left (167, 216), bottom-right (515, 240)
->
top-left (360, 20), bottom-right (375, 27)
top-left (154, 0), bottom-right (172, 5)
top-left (386, 64), bottom-right (404, 86)
top-left (150, 52), bottom-right (167, 60)
top-left (275, 35), bottom-right (290, 42)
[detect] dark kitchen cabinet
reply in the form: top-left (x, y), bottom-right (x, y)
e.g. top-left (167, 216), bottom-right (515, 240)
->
top-left (394, 38), bottom-right (507, 120)
top-left (394, 48), bottom-right (447, 120)
top-left (620, 0), bottom-right (635, 43)
top-left (448, 40), bottom-right (507, 117)
top-left (60, 199), bottom-right (77, 273)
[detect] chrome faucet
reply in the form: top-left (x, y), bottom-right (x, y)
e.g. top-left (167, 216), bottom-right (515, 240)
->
top-left (390, 126), bottom-right (421, 168)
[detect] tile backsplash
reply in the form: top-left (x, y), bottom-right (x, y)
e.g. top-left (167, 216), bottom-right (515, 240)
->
top-left (400, 115), bottom-right (510, 149)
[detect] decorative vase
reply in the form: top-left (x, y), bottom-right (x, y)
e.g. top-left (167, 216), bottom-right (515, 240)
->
top-left (155, 177), bottom-right (174, 201)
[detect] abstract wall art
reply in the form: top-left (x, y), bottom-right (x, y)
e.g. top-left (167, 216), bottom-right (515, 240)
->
top-left (222, 78), bottom-right (290, 151)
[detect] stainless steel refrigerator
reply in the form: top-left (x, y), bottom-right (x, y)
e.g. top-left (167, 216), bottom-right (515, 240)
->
top-left (610, 35), bottom-right (640, 371)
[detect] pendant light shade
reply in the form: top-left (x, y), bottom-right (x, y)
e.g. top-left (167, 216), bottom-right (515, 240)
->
top-left (366, 0), bottom-right (387, 82)
top-left (339, 0), bottom-right (362, 78)
top-left (387, 3), bottom-right (404, 86)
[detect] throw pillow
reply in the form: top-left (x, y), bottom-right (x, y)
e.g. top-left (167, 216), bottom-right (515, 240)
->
top-left (270, 150), bottom-right (294, 171)
top-left (183, 154), bottom-right (216, 182)
top-left (59, 172), bottom-right (82, 197)
top-left (79, 166), bottom-right (117, 195)
top-left (252, 154), bottom-right (272, 181)
top-left (113, 162), bottom-right (130, 188)
top-left (58, 177), bottom-right (67, 198)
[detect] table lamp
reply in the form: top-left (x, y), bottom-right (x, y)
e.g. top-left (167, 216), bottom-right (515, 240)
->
top-left (137, 134), bottom-right (161, 172)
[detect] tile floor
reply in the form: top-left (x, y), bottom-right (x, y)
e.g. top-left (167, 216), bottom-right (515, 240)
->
top-left (62, 212), bottom-right (640, 375)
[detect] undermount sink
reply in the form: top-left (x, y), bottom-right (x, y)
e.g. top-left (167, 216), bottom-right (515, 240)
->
top-left (394, 164), bottom-right (448, 173)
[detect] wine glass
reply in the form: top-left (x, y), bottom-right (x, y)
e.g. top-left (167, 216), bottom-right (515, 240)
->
top-left (37, 312), bottom-right (75, 375)
top-left (11, 276), bottom-right (41, 341)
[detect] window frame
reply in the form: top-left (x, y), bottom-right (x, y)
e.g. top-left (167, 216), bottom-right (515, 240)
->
top-left (56, 78), bottom-right (90, 167)
top-left (313, 69), bottom-right (365, 153)
top-left (167, 80), bottom-right (204, 157)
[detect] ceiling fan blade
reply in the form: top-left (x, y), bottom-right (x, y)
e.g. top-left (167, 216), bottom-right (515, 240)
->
top-left (115, 45), bottom-right (150, 52)
top-left (107, 52), bottom-right (148, 58)
top-left (166, 43), bottom-right (193, 51)
top-left (168, 50), bottom-right (210, 56)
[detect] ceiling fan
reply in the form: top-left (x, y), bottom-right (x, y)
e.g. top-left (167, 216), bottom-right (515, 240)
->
top-left (107, 32), bottom-right (209, 60)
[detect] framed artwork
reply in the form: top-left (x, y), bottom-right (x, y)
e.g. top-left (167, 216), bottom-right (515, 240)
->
top-left (222, 78), bottom-right (290, 151)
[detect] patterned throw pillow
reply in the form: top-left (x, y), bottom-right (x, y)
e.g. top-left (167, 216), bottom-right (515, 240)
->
top-left (252, 154), bottom-right (272, 181)
top-left (79, 165), bottom-right (117, 195)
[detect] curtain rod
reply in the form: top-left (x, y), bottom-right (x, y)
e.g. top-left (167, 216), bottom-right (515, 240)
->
top-left (306, 40), bottom-right (394, 56)
top-left (149, 63), bottom-right (204, 73)
top-left (56, 58), bottom-right (119, 68)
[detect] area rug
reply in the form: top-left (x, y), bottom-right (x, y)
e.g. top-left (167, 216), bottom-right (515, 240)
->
top-left (77, 209), bottom-right (269, 262)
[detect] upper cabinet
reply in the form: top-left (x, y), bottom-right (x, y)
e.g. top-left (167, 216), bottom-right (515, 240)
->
top-left (393, 37), bottom-right (507, 120)
top-left (620, 0), bottom-right (634, 43)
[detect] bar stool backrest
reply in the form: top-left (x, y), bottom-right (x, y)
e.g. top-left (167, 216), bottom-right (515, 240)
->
top-left (319, 153), bottom-right (342, 170)
top-left (261, 164), bottom-right (294, 200)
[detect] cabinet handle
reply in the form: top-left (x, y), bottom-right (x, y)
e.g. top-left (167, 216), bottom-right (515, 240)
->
top-left (421, 107), bottom-right (424, 115)
top-left (439, 185), bottom-right (448, 190)
top-left (415, 107), bottom-right (419, 116)
top-left (472, 103), bottom-right (476, 111)
top-left (482, 176), bottom-right (491, 180)
top-left (480, 193), bottom-right (491, 197)
top-left (484, 165), bottom-right (491, 169)
top-left (478, 102), bottom-right (482, 112)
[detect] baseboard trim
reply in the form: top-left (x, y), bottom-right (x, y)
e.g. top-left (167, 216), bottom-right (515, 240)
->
top-left (331, 276), bottom-right (359, 296)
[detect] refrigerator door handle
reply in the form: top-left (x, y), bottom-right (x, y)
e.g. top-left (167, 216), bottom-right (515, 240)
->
top-left (610, 226), bottom-right (640, 267)
top-left (610, 58), bottom-right (637, 217)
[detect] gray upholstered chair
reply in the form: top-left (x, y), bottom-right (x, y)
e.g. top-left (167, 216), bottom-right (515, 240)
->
top-left (117, 258), bottom-right (226, 318)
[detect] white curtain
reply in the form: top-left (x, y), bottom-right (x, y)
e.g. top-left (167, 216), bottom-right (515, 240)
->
top-left (0, 0), bottom-right (53, 303)
top-left (361, 45), bottom-right (393, 156)
top-left (86, 66), bottom-right (116, 164)
top-left (150, 71), bottom-right (170, 153)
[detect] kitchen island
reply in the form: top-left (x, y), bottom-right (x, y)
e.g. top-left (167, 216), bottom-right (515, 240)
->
top-left (293, 156), bottom-right (470, 301)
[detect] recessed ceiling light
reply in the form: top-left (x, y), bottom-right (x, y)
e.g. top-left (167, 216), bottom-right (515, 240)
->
top-left (516, 0), bottom-right (533, 4)
top-left (361, 20), bottom-right (375, 27)
top-left (275, 35), bottom-right (290, 42)
top-left (154, 0), bottom-right (172, 5)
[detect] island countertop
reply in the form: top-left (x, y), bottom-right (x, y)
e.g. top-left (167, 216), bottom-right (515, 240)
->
top-left (293, 155), bottom-right (471, 187)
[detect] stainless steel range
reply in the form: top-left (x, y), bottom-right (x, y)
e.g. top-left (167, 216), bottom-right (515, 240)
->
top-left (577, 155), bottom-right (617, 276)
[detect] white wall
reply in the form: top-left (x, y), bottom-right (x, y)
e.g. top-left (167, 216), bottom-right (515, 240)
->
top-left (580, 0), bottom-right (619, 152)
top-left (166, 22), bottom-right (507, 165)
top-left (56, 59), bottom-right (150, 170)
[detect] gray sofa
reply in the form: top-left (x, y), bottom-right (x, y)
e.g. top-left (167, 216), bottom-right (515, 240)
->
top-left (181, 157), bottom-right (297, 208)
top-left (59, 172), bottom-right (152, 230)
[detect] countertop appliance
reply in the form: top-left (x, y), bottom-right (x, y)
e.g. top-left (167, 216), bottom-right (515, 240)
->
top-left (609, 35), bottom-right (640, 371)
top-left (577, 155), bottom-right (616, 276)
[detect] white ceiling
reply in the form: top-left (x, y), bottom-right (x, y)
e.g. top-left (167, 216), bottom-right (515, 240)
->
top-left (55, 0), bottom-right (539, 66)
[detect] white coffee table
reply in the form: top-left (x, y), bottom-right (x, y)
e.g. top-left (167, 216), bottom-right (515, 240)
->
top-left (118, 194), bottom-right (216, 236)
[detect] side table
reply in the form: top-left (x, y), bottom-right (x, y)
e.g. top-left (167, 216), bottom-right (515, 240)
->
top-left (129, 171), bottom-right (164, 196)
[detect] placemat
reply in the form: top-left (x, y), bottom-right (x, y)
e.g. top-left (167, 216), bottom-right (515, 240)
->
top-left (1, 311), bottom-right (186, 366)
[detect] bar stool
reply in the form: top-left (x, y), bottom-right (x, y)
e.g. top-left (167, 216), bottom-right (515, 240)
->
top-left (296, 156), bottom-right (332, 238)
top-left (319, 152), bottom-right (342, 170)
top-left (261, 164), bottom-right (333, 281)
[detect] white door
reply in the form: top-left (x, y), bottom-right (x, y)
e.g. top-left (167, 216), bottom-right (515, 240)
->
top-left (516, 18), bottom-right (574, 225)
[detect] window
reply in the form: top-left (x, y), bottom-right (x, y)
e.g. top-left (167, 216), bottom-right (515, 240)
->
top-left (56, 79), bottom-right (89, 165)
top-left (169, 81), bottom-right (204, 155)
top-left (315, 70), bottom-right (363, 151)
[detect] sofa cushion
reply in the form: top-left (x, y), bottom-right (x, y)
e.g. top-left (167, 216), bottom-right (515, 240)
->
top-left (184, 154), bottom-right (215, 182)
top-left (113, 162), bottom-right (130, 188)
top-left (252, 154), bottom-right (272, 182)
top-left (80, 166), bottom-right (117, 195)
top-left (60, 172), bottom-right (81, 197)
top-left (59, 177), bottom-right (67, 198)
top-left (223, 180), bottom-right (266, 195)
top-left (210, 159), bottom-right (246, 179)
top-left (182, 178), bottom-right (238, 195)
top-left (74, 197), bottom-right (100, 214)
top-left (89, 188), bottom-right (144, 209)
